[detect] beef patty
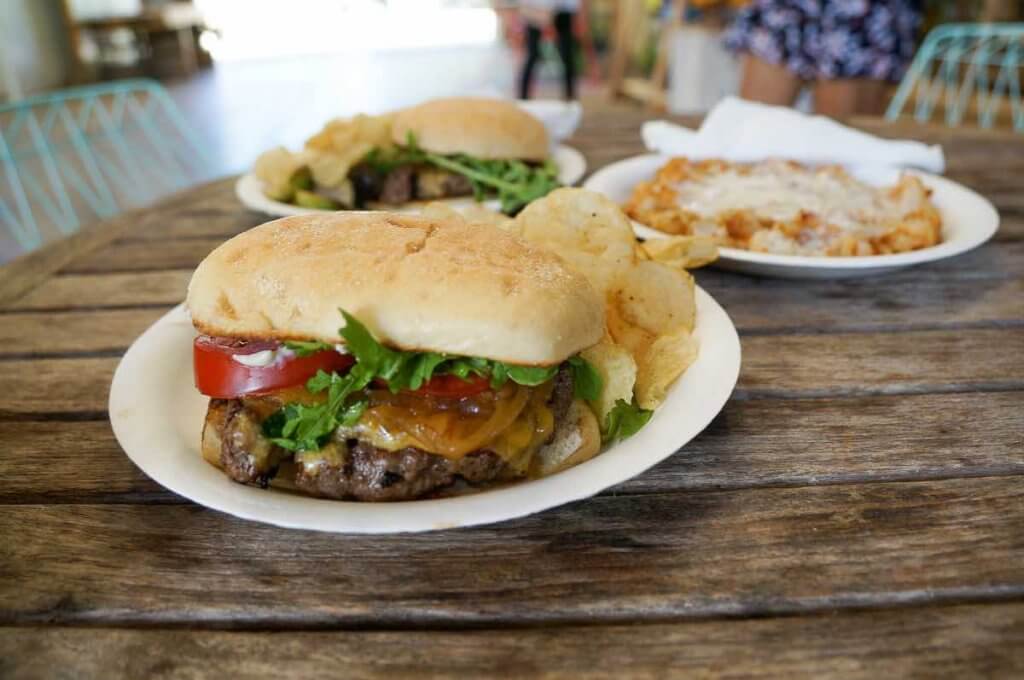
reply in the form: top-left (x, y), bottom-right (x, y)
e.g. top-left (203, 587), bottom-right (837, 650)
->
top-left (203, 367), bottom-right (574, 501)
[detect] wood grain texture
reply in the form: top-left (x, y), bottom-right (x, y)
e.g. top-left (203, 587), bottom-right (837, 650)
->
top-left (3, 602), bottom-right (1023, 679)
top-left (0, 308), bottom-right (174, 356)
top-left (1, 358), bottom-right (116, 413)
top-left (0, 179), bottom-right (235, 306)
top-left (59, 237), bottom-right (230, 275)
top-left (4, 270), bottom-right (191, 311)
top-left (2, 477), bottom-right (1022, 627)
top-left (736, 327), bottom-right (1024, 398)
top-left (2, 391), bottom-right (1021, 502)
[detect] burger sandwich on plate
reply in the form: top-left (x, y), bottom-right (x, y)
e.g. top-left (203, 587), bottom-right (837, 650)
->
top-left (252, 98), bottom-right (562, 216)
top-left (187, 211), bottom-right (616, 501)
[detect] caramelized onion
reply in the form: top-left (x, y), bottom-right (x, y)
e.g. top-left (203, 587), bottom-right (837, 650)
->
top-left (360, 383), bottom-right (530, 457)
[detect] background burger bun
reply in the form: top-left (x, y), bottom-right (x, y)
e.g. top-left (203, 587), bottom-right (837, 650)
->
top-left (392, 97), bottom-right (549, 161)
top-left (187, 211), bottom-right (604, 365)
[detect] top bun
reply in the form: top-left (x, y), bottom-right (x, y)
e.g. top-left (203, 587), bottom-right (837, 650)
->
top-left (392, 97), bottom-right (549, 161)
top-left (187, 212), bottom-right (604, 365)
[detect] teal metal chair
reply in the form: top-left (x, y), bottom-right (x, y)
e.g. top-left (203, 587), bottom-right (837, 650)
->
top-left (886, 23), bottom-right (1024, 132)
top-left (0, 79), bottom-right (213, 261)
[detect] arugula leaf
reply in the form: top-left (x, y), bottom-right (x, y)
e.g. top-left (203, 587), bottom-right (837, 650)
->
top-left (422, 152), bottom-right (560, 215)
top-left (401, 133), bottom-right (559, 215)
top-left (406, 352), bottom-right (448, 391)
top-left (337, 311), bottom-right (562, 393)
top-left (357, 134), bottom-right (560, 215)
top-left (602, 399), bottom-right (653, 443)
top-left (501, 363), bottom-right (559, 386)
top-left (567, 356), bottom-right (603, 401)
top-left (262, 364), bottom-right (373, 451)
top-left (284, 340), bottom-right (335, 357)
top-left (265, 310), bottom-right (589, 452)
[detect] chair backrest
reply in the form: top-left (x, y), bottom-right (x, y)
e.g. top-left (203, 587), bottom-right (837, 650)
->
top-left (886, 23), bottom-right (1024, 133)
top-left (0, 78), bottom-right (214, 262)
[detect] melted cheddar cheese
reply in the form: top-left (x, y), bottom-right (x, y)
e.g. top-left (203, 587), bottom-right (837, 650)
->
top-left (333, 382), bottom-right (556, 470)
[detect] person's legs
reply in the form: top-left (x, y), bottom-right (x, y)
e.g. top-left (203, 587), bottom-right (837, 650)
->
top-left (519, 23), bottom-right (543, 99)
top-left (813, 78), bottom-right (889, 117)
top-left (739, 55), bottom-right (802, 106)
top-left (553, 11), bottom-right (576, 100)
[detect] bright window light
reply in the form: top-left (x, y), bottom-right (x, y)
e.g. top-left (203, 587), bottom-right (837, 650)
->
top-left (193, 0), bottom-right (499, 62)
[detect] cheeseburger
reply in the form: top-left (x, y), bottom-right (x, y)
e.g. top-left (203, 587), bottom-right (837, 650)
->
top-left (254, 97), bottom-right (560, 215)
top-left (187, 212), bottom-right (605, 501)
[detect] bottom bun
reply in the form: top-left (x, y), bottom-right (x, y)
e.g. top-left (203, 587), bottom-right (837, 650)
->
top-left (534, 399), bottom-right (602, 476)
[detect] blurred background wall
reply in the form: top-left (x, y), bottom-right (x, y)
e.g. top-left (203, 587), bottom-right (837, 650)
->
top-left (0, 1), bottom-right (71, 98)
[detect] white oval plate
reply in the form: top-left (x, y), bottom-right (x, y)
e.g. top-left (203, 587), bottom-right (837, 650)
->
top-left (109, 287), bottom-right (740, 534)
top-left (236, 144), bottom-right (588, 218)
top-left (583, 154), bottom-right (1000, 279)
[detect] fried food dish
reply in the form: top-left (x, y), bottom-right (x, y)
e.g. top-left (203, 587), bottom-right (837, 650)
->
top-left (253, 98), bottom-right (560, 216)
top-left (624, 158), bottom-right (942, 257)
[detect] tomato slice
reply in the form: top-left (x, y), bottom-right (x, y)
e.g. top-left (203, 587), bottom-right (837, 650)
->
top-left (413, 373), bottom-right (491, 398)
top-left (193, 336), bottom-right (354, 398)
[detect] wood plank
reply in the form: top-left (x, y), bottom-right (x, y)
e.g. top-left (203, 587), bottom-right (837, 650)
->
top-left (3, 270), bottom-right (191, 311)
top-left (0, 179), bottom-right (235, 306)
top-left (699, 257), bottom-right (1024, 333)
top-left (1, 391), bottom-right (1020, 502)
top-left (0, 308), bottom-right (172, 356)
top-left (3, 603), bottom-right (1022, 678)
top-left (617, 390), bottom-right (1024, 492)
top-left (0, 210), bottom-right (146, 308)
top-left (59, 237), bottom-right (229, 275)
top-left (111, 207), bottom-right (264, 243)
top-left (0, 421), bottom-right (166, 503)
top-left (1, 477), bottom-right (1022, 626)
top-left (1, 359), bottom-right (116, 414)
top-left (736, 327), bottom-right (1024, 398)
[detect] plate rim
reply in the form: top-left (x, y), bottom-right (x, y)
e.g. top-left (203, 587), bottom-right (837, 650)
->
top-left (583, 152), bottom-right (1000, 271)
top-left (108, 286), bottom-right (740, 534)
top-left (236, 143), bottom-right (588, 218)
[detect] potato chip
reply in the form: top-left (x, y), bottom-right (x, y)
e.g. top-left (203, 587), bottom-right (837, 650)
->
top-left (253, 147), bottom-right (307, 200)
top-left (459, 204), bottom-right (516, 233)
top-left (420, 203), bottom-right (516, 234)
top-left (640, 235), bottom-right (718, 269)
top-left (301, 113), bottom-right (396, 188)
top-left (611, 260), bottom-right (696, 335)
top-left (515, 188), bottom-right (637, 283)
top-left (580, 336), bottom-right (637, 423)
top-left (605, 299), bottom-right (655, 366)
top-left (306, 113), bottom-right (394, 155)
top-left (634, 329), bottom-right (699, 409)
top-left (307, 141), bottom-right (376, 188)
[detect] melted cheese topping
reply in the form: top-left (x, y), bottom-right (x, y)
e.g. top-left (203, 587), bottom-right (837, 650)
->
top-left (673, 164), bottom-right (889, 234)
top-left (334, 382), bottom-right (556, 468)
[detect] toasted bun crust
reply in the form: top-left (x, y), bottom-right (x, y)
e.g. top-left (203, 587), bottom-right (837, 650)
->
top-left (186, 212), bottom-right (604, 365)
top-left (392, 98), bottom-right (549, 161)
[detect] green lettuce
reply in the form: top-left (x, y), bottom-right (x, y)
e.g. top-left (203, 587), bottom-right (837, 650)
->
top-left (602, 399), bottom-right (653, 443)
top-left (262, 310), bottom-right (602, 451)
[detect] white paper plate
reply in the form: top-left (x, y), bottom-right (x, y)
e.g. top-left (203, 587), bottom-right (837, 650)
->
top-left (236, 144), bottom-right (587, 218)
top-left (583, 154), bottom-right (1000, 279)
top-left (109, 288), bottom-right (739, 534)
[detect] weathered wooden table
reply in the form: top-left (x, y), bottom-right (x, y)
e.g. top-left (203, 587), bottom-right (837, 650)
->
top-left (1, 106), bottom-right (1022, 678)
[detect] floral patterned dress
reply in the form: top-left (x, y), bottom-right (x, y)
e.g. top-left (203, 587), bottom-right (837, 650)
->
top-left (724, 0), bottom-right (923, 82)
